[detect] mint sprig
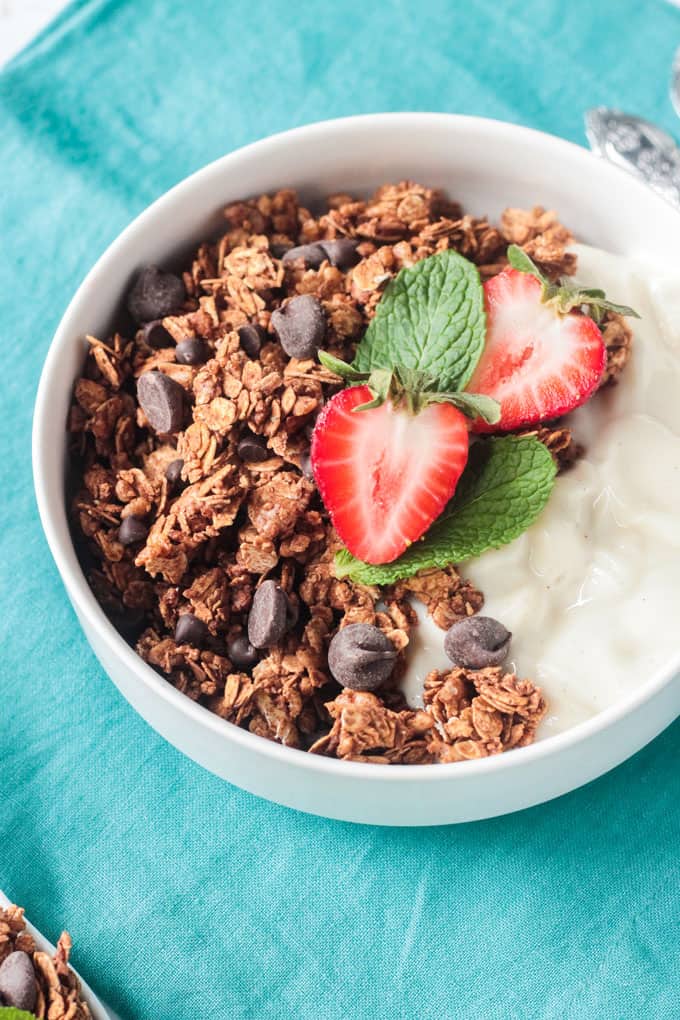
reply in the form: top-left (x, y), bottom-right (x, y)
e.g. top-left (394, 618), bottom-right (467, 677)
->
top-left (507, 245), bottom-right (640, 323)
top-left (334, 436), bottom-right (556, 584)
top-left (318, 353), bottom-right (500, 423)
top-left (353, 249), bottom-right (487, 390)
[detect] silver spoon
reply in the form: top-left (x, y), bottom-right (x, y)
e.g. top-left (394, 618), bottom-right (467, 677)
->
top-left (671, 45), bottom-right (680, 118)
top-left (0, 891), bottom-right (120, 1020)
top-left (584, 106), bottom-right (680, 209)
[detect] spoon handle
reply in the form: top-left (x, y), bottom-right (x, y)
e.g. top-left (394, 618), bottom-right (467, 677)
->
top-left (671, 47), bottom-right (680, 119)
top-left (584, 106), bottom-right (680, 209)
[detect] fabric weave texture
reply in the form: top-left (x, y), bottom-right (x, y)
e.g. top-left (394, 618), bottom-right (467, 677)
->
top-left (0, 1), bottom-right (678, 1017)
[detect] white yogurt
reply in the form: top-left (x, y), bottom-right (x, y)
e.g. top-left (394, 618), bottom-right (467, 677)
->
top-left (402, 244), bottom-right (680, 736)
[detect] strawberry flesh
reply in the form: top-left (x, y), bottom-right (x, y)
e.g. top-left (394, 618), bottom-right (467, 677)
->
top-left (311, 386), bottom-right (469, 564)
top-left (468, 268), bottom-right (607, 432)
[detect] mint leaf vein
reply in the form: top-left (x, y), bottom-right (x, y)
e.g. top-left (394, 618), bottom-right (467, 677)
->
top-left (353, 250), bottom-right (486, 391)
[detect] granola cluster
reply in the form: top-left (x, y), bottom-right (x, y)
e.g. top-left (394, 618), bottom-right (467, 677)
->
top-left (309, 665), bottom-right (546, 764)
top-left (0, 904), bottom-right (91, 1019)
top-left (68, 181), bottom-right (629, 765)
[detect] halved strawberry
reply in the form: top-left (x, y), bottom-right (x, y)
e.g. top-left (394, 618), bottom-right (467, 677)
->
top-left (468, 267), bottom-right (607, 432)
top-left (310, 385), bottom-right (469, 564)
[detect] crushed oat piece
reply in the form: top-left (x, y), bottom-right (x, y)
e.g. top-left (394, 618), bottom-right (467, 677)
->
top-left (517, 424), bottom-right (584, 473)
top-left (310, 690), bottom-right (434, 763)
top-left (135, 456), bottom-right (249, 583)
top-left (182, 566), bottom-right (231, 631)
top-left (500, 206), bottom-right (576, 279)
top-left (137, 630), bottom-right (233, 701)
top-left (247, 471), bottom-right (315, 540)
top-left (246, 643), bottom-right (329, 747)
top-left (600, 310), bottom-right (634, 386)
top-left (389, 566), bottom-right (484, 630)
top-left (418, 214), bottom-right (505, 265)
top-left (424, 666), bottom-right (546, 762)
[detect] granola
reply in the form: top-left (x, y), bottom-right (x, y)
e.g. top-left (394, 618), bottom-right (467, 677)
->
top-left (67, 181), bottom-right (631, 766)
top-left (423, 666), bottom-right (547, 762)
top-left (0, 904), bottom-right (91, 1018)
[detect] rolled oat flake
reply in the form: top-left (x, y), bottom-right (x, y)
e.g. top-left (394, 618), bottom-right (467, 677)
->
top-left (247, 579), bottom-right (290, 649)
top-left (137, 371), bottom-right (185, 434)
top-left (271, 294), bottom-right (326, 360)
top-left (0, 950), bottom-right (37, 1012)
top-left (444, 616), bottom-right (512, 669)
top-left (327, 623), bottom-right (397, 692)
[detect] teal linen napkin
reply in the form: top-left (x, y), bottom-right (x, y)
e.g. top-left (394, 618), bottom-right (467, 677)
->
top-left (1, 1), bottom-right (679, 1017)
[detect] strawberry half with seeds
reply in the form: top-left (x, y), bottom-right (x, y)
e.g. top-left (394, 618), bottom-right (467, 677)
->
top-left (311, 384), bottom-right (470, 564)
top-left (468, 246), bottom-right (638, 433)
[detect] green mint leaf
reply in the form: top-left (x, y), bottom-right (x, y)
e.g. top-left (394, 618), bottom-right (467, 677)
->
top-left (0, 1009), bottom-right (41, 1020)
top-left (597, 299), bottom-right (640, 319)
top-left (350, 368), bottom-right (395, 412)
top-left (508, 244), bottom-right (640, 322)
top-left (334, 436), bottom-right (556, 584)
top-left (317, 351), bottom-right (368, 380)
top-left (353, 249), bottom-right (486, 391)
top-left (506, 243), bottom-right (549, 284)
top-left (556, 290), bottom-right (641, 322)
top-left (425, 390), bottom-right (501, 424)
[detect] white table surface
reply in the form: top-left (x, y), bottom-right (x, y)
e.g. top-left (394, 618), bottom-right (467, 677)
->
top-left (0, 0), bottom-right (69, 66)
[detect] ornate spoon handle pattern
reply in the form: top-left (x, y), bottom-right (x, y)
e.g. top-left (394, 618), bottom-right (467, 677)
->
top-left (585, 106), bottom-right (680, 209)
top-left (671, 46), bottom-right (680, 119)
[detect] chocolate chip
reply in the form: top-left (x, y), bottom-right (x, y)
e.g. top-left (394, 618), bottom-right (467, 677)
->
top-left (175, 337), bottom-right (209, 365)
top-left (165, 458), bottom-right (184, 493)
top-left (300, 451), bottom-right (315, 481)
top-left (0, 951), bottom-right (37, 1012)
top-left (319, 238), bottom-right (360, 269)
top-left (127, 265), bottom-right (186, 324)
top-left (137, 371), bottom-right (185, 433)
top-left (270, 242), bottom-right (292, 258)
top-left (175, 613), bottom-right (210, 648)
top-left (237, 322), bottom-right (266, 358)
top-left (140, 319), bottom-right (174, 349)
top-left (116, 607), bottom-right (147, 643)
top-left (271, 295), bottom-right (326, 360)
top-left (328, 624), bottom-right (397, 691)
top-left (118, 515), bottom-right (148, 546)
top-left (281, 243), bottom-right (327, 269)
top-left (237, 432), bottom-right (270, 463)
top-left (228, 634), bottom-right (259, 669)
top-left (444, 616), bottom-right (512, 669)
top-left (247, 580), bottom-right (290, 649)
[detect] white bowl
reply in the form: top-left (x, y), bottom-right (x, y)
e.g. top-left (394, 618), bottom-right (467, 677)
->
top-left (33, 113), bottom-right (680, 826)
